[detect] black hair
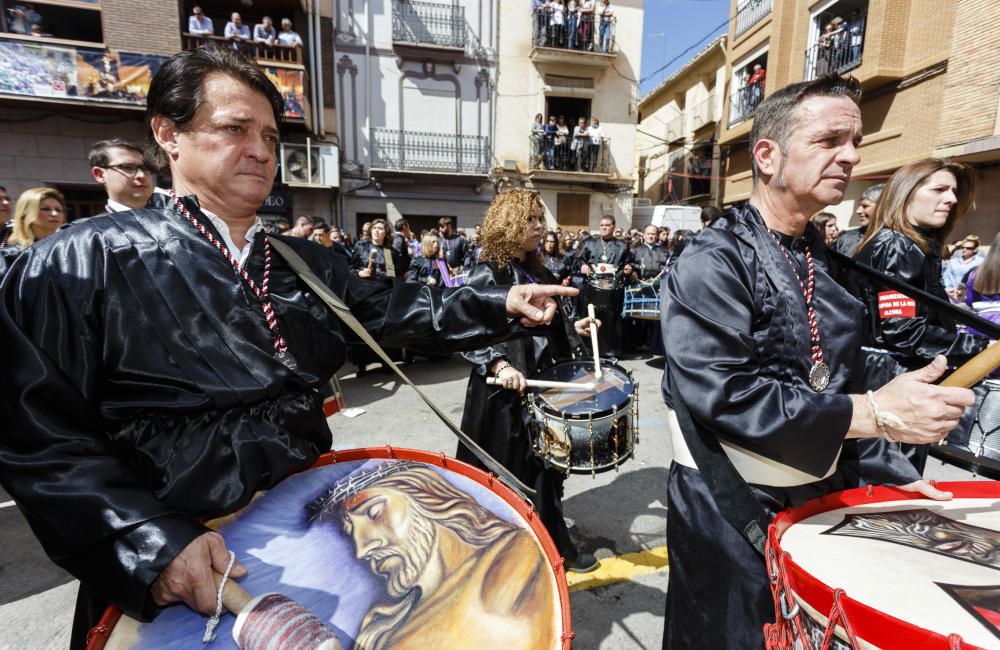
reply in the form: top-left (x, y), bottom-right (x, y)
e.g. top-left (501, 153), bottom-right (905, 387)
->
top-left (144, 48), bottom-right (285, 170)
top-left (88, 138), bottom-right (144, 168)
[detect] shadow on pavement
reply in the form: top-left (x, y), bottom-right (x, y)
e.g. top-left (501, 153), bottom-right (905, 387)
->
top-left (336, 356), bottom-right (470, 410)
top-left (0, 508), bottom-right (75, 606)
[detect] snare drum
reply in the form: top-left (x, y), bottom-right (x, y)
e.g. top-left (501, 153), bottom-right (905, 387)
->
top-left (527, 360), bottom-right (637, 475)
top-left (931, 379), bottom-right (1000, 480)
top-left (622, 281), bottom-right (661, 321)
top-left (87, 448), bottom-right (572, 650)
top-left (766, 482), bottom-right (1000, 649)
top-left (585, 272), bottom-right (619, 312)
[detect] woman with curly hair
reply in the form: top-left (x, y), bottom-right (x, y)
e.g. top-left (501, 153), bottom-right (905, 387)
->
top-left (848, 158), bottom-right (991, 473)
top-left (457, 189), bottom-right (600, 573)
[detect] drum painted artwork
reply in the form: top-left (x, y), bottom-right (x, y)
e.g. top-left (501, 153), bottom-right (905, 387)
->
top-left (766, 482), bottom-right (1000, 649)
top-left (88, 448), bottom-right (573, 650)
top-left (527, 360), bottom-right (637, 475)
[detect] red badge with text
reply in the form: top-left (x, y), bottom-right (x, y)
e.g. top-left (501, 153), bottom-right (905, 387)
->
top-left (878, 291), bottom-right (917, 319)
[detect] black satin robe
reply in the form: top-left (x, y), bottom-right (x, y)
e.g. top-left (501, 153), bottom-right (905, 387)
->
top-left (847, 228), bottom-right (989, 371)
top-left (630, 243), bottom-right (667, 280)
top-left (456, 260), bottom-right (582, 561)
top-left (574, 236), bottom-right (631, 271)
top-left (349, 240), bottom-right (405, 279)
top-left (661, 204), bottom-right (919, 649)
top-left (0, 193), bottom-right (520, 625)
top-left (406, 256), bottom-right (443, 286)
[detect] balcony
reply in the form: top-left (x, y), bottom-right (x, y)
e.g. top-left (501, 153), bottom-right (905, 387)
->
top-left (690, 93), bottom-right (718, 131)
top-left (370, 129), bottom-right (490, 176)
top-left (392, 0), bottom-right (466, 52)
top-left (734, 0), bottom-right (772, 39)
top-left (665, 114), bottom-right (685, 142)
top-left (527, 134), bottom-right (611, 182)
top-left (728, 79), bottom-right (765, 128)
top-left (181, 33), bottom-right (304, 66)
top-left (804, 15), bottom-right (866, 80)
top-left (529, 9), bottom-right (617, 68)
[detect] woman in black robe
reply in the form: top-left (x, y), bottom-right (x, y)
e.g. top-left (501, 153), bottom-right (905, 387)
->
top-left (847, 159), bottom-right (990, 472)
top-left (407, 232), bottom-right (444, 286)
top-left (350, 217), bottom-right (404, 279)
top-left (457, 189), bottom-right (600, 572)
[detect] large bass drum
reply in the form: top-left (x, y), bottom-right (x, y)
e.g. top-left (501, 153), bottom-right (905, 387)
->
top-left (527, 360), bottom-right (637, 475)
top-left (766, 482), bottom-right (1000, 649)
top-left (87, 448), bottom-right (573, 650)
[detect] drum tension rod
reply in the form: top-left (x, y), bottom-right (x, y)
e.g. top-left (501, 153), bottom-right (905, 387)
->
top-left (588, 413), bottom-right (596, 478)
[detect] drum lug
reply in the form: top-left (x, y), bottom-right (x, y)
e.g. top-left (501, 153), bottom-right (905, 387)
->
top-left (612, 405), bottom-right (620, 471)
top-left (779, 591), bottom-right (800, 620)
top-left (588, 413), bottom-right (596, 478)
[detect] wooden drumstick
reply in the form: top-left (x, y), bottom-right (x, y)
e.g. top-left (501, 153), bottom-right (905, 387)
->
top-left (940, 343), bottom-right (1000, 388)
top-left (487, 377), bottom-right (597, 391)
top-left (214, 570), bottom-right (253, 616)
top-left (588, 303), bottom-right (602, 379)
top-left (366, 248), bottom-right (378, 273)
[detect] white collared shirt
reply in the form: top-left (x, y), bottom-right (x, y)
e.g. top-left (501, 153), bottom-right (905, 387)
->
top-left (105, 199), bottom-right (131, 214)
top-left (157, 188), bottom-right (263, 267)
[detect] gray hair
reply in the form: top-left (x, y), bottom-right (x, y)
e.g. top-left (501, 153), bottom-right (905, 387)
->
top-left (750, 74), bottom-right (862, 186)
top-left (860, 182), bottom-right (885, 203)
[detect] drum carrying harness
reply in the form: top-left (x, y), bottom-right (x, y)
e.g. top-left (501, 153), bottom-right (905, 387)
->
top-left (267, 236), bottom-right (535, 501)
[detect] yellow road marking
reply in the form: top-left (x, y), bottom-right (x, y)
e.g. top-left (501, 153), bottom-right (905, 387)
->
top-left (566, 545), bottom-right (669, 592)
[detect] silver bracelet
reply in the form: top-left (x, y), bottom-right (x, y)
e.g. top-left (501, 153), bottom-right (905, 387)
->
top-left (866, 390), bottom-right (906, 441)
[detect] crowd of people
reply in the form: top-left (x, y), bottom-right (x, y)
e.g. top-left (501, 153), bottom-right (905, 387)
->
top-left (1, 47), bottom-right (999, 650)
top-left (530, 114), bottom-right (607, 172)
top-left (531, 0), bottom-right (616, 54)
top-left (186, 6), bottom-right (303, 49)
top-left (814, 9), bottom-right (867, 76)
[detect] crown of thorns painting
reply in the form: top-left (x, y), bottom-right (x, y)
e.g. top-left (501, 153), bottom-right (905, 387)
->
top-left (130, 459), bottom-right (560, 649)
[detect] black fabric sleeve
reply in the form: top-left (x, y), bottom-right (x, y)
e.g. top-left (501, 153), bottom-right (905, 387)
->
top-left (0, 232), bottom-right (207, 621)
top-left (456, 263), bottom-right (510, 371)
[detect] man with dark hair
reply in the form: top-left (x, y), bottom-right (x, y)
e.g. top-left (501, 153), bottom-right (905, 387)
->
top-left (575, 215), bottom-right (630, 355)
top-left (392, 217), bottom-right (413, 273)
top-left (661, 75), bottom-right (973, 648)
top-left (0, 47), bottom-right (575, 649)
top-left (89, 138), bottom-right (154, 212)
top-left (438, 216), bottom-right (468, 272)
top-left (834, 181), bottom-right (884, 255)
top-left (288, 214), bottom-right (314, 238)
top-left (699, 205), bottom-right (721, 231)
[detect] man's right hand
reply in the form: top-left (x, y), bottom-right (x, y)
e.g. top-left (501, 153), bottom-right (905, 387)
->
top-left (151, 531), bottom-right (247, 614)
top-left (851, 355), bottom-right (975, 444)
top-left (580, 263), bottom-right (591, 276)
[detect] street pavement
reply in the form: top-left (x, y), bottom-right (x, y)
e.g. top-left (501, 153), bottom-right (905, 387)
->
top-left (0, 354), bottom-right (982, 649)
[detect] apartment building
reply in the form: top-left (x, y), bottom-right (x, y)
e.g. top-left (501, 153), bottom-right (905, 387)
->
top-left (0, 0), bottom-right (335, 223)
top-left (636, 36), bottom-right (726, 208)
top-left (492, 0), bottom-right (644, 232)
top-left (331, 0), bottom-right (496, 235)
top-left (718, 0), bottom-right (1000, 240)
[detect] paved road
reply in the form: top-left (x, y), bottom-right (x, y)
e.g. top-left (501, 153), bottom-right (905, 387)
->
top-left (0, 354), bottom-right (981, 649)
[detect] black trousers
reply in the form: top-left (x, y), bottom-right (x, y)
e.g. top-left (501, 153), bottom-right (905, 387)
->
top-left (70, 584), bottom-right (106, 650)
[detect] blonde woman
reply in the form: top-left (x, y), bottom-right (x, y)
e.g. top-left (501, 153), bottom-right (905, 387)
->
top-left (457, 189), bottom-right (600, 573)
top-left (5, 187), bottom-right (66, 253)
top-left (407, 232), bottom-right (443, 286)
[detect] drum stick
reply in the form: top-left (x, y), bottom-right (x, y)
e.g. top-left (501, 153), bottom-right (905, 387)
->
top-left (486, 377), bottom-right (597, 391)
top-left (366, 249), bottom-right (378, 272)
top-left (214, 570), bottom-right (253, 615)
top-left (940, 343), bottom-right (1000, 388)
top-left (588, 303), bottom-right (602, 379)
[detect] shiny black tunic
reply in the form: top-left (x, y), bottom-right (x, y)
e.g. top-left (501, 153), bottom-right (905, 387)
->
top-left (456, 260), bottom-right (582, 561)
top-left (0, 193), bottom-right (518, 623)
top-left (574, 236), bottom-right (631, 271)
top-left (630, 243), bottom-right (667, 280)
top-left (349, 240), bottom-right (405, 279)
top-left (661, 204), bottom-right (919, 649)
top-left (406, 256), bottom-right (443, 286)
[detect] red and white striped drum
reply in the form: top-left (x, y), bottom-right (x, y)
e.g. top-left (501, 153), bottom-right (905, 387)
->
top-left (87, 447), bottom-right (573, 650)
top-left (766, 482), bottom-right (1000, 650)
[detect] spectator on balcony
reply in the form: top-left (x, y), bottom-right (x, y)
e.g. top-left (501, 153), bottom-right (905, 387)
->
top-left (576, 0), bottom-right (595, 50)
top-left (571, 117), bottom-right (588, 171)
top-left (89, 138), bottom-right (154, 213)
top-left (531, 113), bottom-right (545, 169)
top-left (555, 116), bottom-right (570, 169)
top-left (543, 116), bottom-right (559, 169)
top-left (847, 10), bottom-right (865, 65)
top-left (597, 0), bottom-right (614, 53)
top-left (585, 117), bottom-right (604, 172)
top-left (532, 0), bottom-right (548, 46)
top-left (187, 6), bottom-right (214, 37)
top-left (224, 13), bottom-right (250, 49)
top-left (566, 0), bottom-right (579, 49)
top-left (747, 63), bottom-right (766, 109)
top-left (277, 18), bottom-right (303, 48)
top-left (7, 3), bottom-right (42, 35)
top-left (253, 16), bottom-right (277, 46)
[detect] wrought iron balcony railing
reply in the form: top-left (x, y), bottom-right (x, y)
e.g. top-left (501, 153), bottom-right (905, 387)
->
top-left (528, 133), bottom-right (610, 174)
top-left (392, 0), bottom-right (466, 50)
top-left (804, 16), bottom-right (866, 80)
top-left (734, 0), bottom-right (772, 39)
top-left (371, 129), bottom-right (489, 175)
top-left (182, 33), bottom-right (303, 65)
top-left (728, 79), bottom-right (765, 127)
top-left (531, 9), bottom-right (616, 55)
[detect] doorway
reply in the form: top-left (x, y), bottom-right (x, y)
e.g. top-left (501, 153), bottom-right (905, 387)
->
top-left (545, 96), bottom-right (592, 126)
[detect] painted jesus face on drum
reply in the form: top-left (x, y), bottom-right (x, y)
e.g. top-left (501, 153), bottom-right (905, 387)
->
top-left (342, 487), bottom-right (436, 597)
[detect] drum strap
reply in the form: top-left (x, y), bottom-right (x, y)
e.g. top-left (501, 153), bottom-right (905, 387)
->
top-left (267, 236), bottom-right (535, 501)
top-left (829, 249), bottom-right (1000, 339)
top-left (668, 372), bottom-right (770, 555)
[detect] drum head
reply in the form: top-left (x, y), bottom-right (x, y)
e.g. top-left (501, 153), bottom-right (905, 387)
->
top-left (88, 448), bottom-right (572, 650)
top-left (771, 483), bottom-right (1000, 649)
top-left (534, 361), bottom-right (634, 418)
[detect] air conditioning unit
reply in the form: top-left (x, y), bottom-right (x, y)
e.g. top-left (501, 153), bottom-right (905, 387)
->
top-left (280, 140), bottom-right (340, 188)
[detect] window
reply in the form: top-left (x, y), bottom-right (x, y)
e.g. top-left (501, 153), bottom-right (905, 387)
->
top-left (1, 0), bottom-right (104, 43)
top-left (728, 48), bottom-right (768, 127)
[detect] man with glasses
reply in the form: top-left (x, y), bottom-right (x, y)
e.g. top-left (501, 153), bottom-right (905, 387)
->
top-left (88, 138), bottom-right (154, 213)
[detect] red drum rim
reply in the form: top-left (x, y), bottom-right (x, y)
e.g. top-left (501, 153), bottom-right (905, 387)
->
top-left (87, 446), bottom-right (574, 650)
top-left (770, 482), bottom-right (1000, 650)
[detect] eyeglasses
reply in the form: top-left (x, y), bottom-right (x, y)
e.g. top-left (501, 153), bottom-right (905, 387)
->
top-left (104, 163), bottom-right (152, 176)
